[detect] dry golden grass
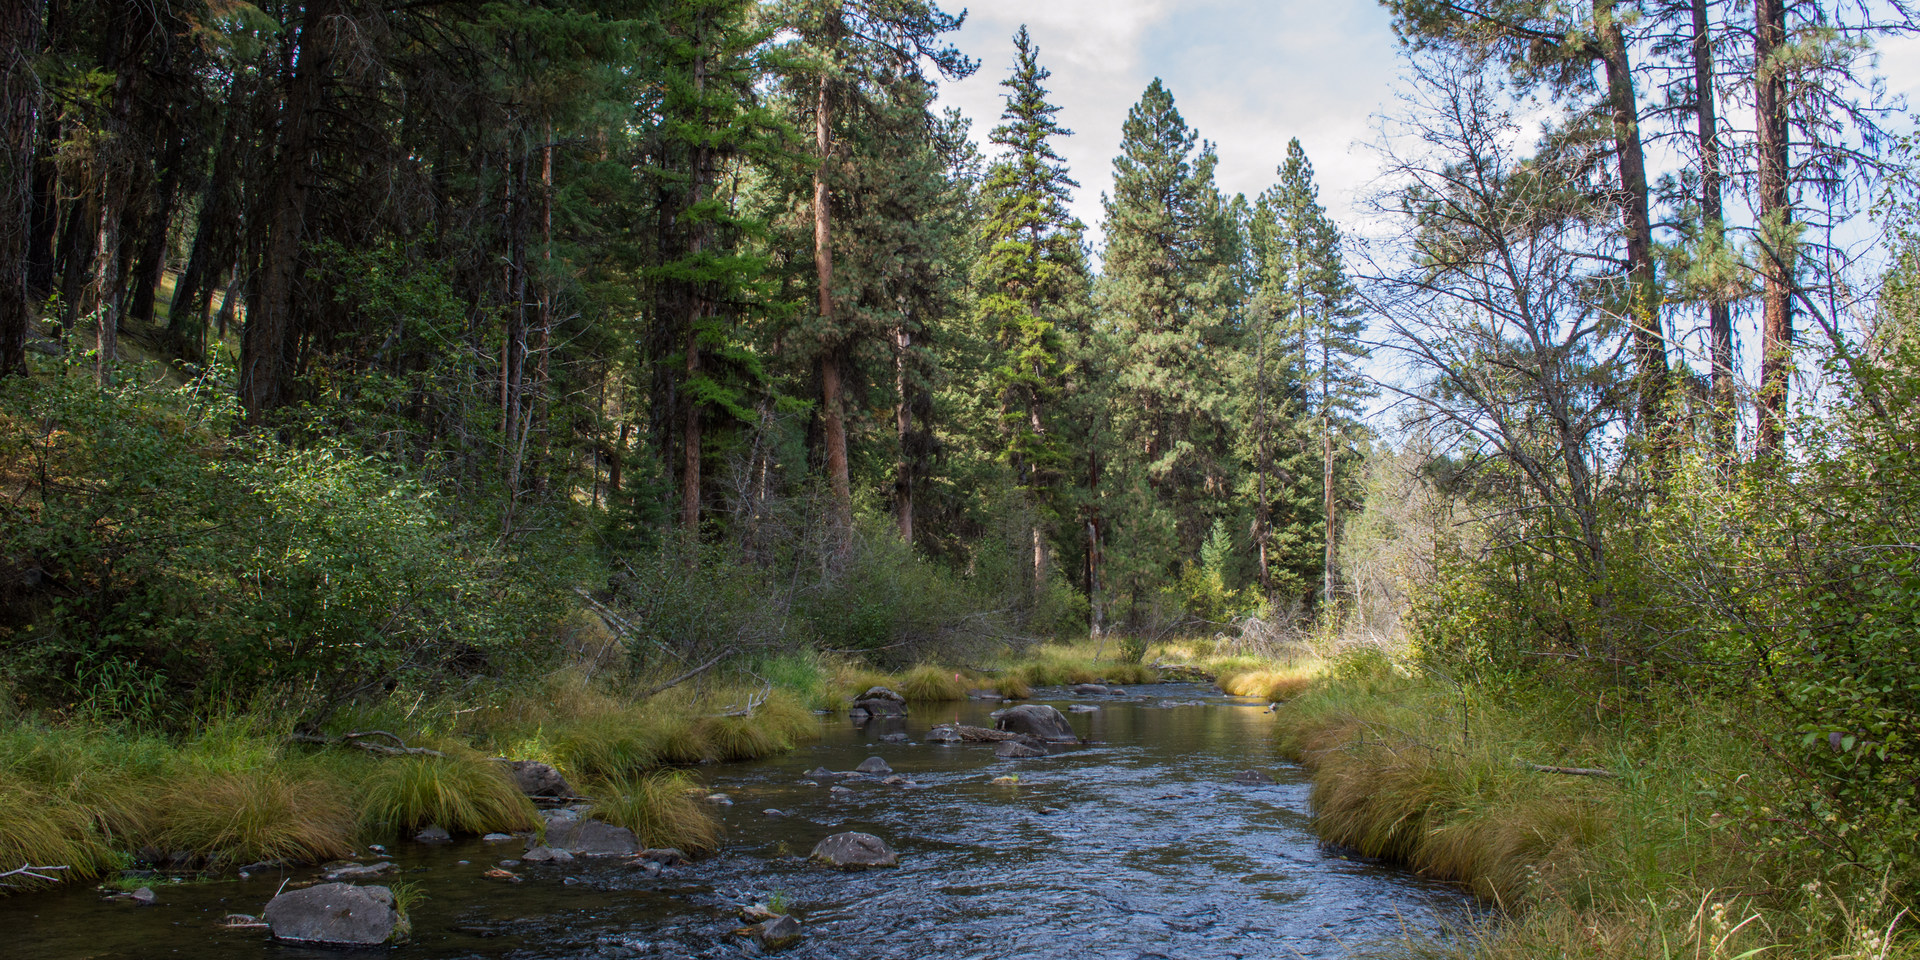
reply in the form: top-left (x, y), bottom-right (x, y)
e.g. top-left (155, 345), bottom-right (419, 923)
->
top-left (993, 674), bottom-right (1032, 699)
top-left (158, 768), bottom-right (358, 865)
top-left (1217, 666), bottom-right (1314, 702)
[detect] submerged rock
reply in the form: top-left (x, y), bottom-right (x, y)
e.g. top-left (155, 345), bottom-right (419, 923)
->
top-left (414, 825), bottom-right (451, 843)
top-left (540, 818), bottom-right (639, 857)
top-left (1232, 770), bottom-right (1277, 785)
top-left (756, 915), bottom-right (803, 950)
top-left (879, 732), bottom-right (910, 743)
top-left (991, 704), bottom-right (1080, 742)
top-left (636, 848), bottom-right (690, 866)
top-left (995, 740), bottom-right (1048, 758)
top-left (855, 756), bottom-right (893, 774)
top-left (264, 882), bottom-right (399, 946)
top-left (807, 766), bottom-right (835, 778)
top-left (925, 725), bottom-right (962, 743)
top-left (323, 862), bottom-right (392, 881)
top-left (1068, 704), bottom-right (1100, 713)
top-left (966, 689), bottom-right (1002, 700)
top-left (809, 831), bottom-right (898, 869)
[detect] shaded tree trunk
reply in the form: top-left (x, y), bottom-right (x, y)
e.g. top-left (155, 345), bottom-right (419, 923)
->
top-left (1692, 0), bottom-right (1736, 465)
top-left (243, 0), bottom-right (340, 421)
top-left (814, 71), bottom-right (852, 544)
top-left (0, 0), bottom-right (43, 377)
top-left (1595, 0), bottom-right (1667, 455)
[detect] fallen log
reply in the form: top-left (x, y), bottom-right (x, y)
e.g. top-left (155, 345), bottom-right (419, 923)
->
top-left (931, 723), bottom-right (1045, 747)
top-left (1522, 762), bottom-right (1618, 779)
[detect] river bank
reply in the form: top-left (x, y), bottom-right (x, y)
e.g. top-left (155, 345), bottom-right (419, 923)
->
top-left (1, 680), bottom-right (1469, 959)
top-left (1270, 653), bottom-right (1918, 960)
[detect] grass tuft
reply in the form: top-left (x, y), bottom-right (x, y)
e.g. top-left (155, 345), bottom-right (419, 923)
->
top-left (590, 771), bottom-right (721, 856)
top-left (898, 665), bottom-right (968, 702)
top-left (355, 750), bottom-right (537, 836)
top-left (1218, 666), bottom-right (1314, 702)
top-left (159, 768), bottom-right (358, 865)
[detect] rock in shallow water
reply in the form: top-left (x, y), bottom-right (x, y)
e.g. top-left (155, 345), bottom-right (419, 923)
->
top-left (414, 824), bottom-right (451, 843)
top-left (995, 740), bottom-right (1048, 758)
top-left (991, 704), bottom-right (1080, 742)
top-left (539, 818), bottom-right (638, 857)
top-left (264, 882), bottom-right (399, 946)
top-left (809, 831), bottom-right (898, 869)
top-left (1232, 770), bottom-right (1278, 785)
top-left (855, 756), bottom-right (893, 774)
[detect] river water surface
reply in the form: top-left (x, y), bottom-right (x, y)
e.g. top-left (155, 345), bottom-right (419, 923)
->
top-left (6, 683), bottom-right (1470, 959)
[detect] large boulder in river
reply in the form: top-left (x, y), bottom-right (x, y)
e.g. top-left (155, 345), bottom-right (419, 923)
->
top-left (264, 883), bottom-right (400, 946)
top-left (499, 759), bottom-right (575, 800)
top-left (809, 832), bottom-right (898, 869)
top-left (539, 817), bottom-right (639, 857)
top-left (992, 704), bottom-right (1079, 742)
top-left (849, 697), bottom-right (907, 718)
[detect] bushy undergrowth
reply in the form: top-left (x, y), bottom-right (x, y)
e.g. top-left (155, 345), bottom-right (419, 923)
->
top-left (0, 366), bottom-right (582, 725)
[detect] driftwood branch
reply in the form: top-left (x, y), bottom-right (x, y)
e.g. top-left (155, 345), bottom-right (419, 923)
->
top-left (641, 648), bottom-right (734, 700)
top-left (0, 863), bottom-right (70, 886)
top-left (712, 682), bottom-right (771, 717)
top-left (1523, 762), bottom-right (1618, 778)
top-left (289, 730), bottom-right (446, 757)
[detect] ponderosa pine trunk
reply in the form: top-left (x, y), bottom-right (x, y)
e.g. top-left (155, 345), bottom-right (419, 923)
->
top-left (0, 0), bottom-right (42, 377)
top-left (814, 70), bottom-right (853, 546)
top-left (1754, 0), bottom-right (1792, 455)
top-left (1595, 0), bottom-right (1667, 455)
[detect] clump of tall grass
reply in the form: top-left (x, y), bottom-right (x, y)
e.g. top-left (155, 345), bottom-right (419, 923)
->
top-left (355, 749), bottom-right (537, 836)
top-left (590, 771), bottom-right (721, 856)
top-left (898, 665), bottom-right (968, 702)
top-left (1217, 665), bottom-right (1314, 702)
top-left (696, 689), bottom-right (815, 762)
top-left (159, 769), bottom-right (358, 865)
top-left (993, 675), bottom-right (1032, 699)
top-left (0, 772), bottom-right (118, 884)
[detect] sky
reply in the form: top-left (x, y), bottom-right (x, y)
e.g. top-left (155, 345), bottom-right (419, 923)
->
top-left (931, 1), bottom-right (1920, 261)
top-left (932, 0), bottom-right (1405, 254)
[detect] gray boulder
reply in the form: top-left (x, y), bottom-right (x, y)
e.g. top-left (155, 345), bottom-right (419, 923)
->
top-left (994, 740), bottom-right (1048, 758)
top-left (499, 759), bottom-right (574, 799)
top-left (855, 756), bottom-right (893, 774)
top-left (809, 831), bottom-right (898, 869)
top-left (1070, 683), bottom-right (1109, 695)
top-left (849, 697), bottom-right (907, 718)
top-left (925, 725), bottom-right (961, 743)
top-left (756, 915), bottom-right (803, 950)
top-left (991, 704), bottom-right (1080, 742)
top-left (264, 883), bottom-right (399, 946)
top-left (414, 825), bottom-right (451, 843)
top-left (859, 686), bottom-right (905, 703)
top-left (539, 818), bottom-right (638, 857)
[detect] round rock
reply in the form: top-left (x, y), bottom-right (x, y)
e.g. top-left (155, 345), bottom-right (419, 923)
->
top-left (809, 831), bottom-right (898, 869)
top-left (264, 882), bottom-right (398, 946)
top-left (855, 756), bottom-right (893, 774)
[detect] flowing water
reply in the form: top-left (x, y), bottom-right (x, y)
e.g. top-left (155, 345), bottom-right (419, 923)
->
top-left (6, 684), bottom-right (1472, 959)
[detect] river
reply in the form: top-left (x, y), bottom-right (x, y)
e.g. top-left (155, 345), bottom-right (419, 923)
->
top-left (5, 683), bottom-right (1472, 959)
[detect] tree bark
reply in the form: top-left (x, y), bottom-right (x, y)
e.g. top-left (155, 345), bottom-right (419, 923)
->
top-left (893, 325), bottom-right (913, 544)
top-left (814, 70), bottom-right (852, 545)
top-left (0, 0), bottom-right (43, 377)
top-left (242, 0), bottom-right (339, 421)
top-left (1595, 0), bottom-right (1667, 456)
top-left (1753, 0), bottom-right (1792, 456)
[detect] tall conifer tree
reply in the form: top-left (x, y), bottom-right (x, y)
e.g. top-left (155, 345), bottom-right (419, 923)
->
top-left (973, 26), bottom-right (1087, 596)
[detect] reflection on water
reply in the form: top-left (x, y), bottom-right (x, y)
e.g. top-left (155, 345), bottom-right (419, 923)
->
top-left (4, 684), bottom-right (1470, 959)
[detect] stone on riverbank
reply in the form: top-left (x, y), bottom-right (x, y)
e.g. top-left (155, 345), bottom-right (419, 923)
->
top-left (499, 759), bottom-right (575, 800)
top-left (991, 704), bottom-right (1080, 742)
top-left (809, 832), bottom-right (898, 869)
top-left (264, 882), bottom-right (400, 946)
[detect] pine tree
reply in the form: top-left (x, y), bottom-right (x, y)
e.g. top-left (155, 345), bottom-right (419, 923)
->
top-left (972, 26), bottom-right (1087, 597)
top-left (651, 0), bottom-right (793, 536)
top-left (1267, 140), bottom-right (1369, 606)
top-left (1097, 79), bottom-right (1243, 625)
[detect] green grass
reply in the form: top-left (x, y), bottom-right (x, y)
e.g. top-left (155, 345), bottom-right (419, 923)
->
top-left (356, 750), bottom-right (537, 835)
top-left (590, 771), bottom-right (721, 856)
top-left (898, 665), bottom-right (969, 702)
